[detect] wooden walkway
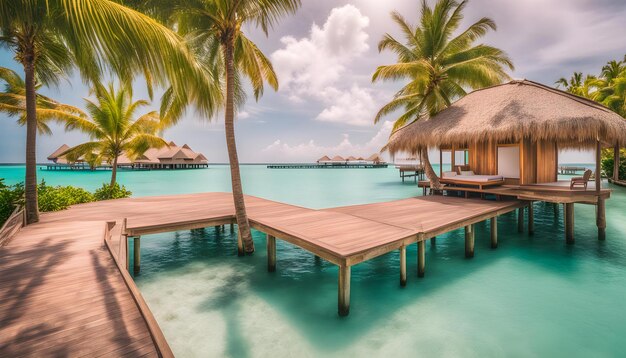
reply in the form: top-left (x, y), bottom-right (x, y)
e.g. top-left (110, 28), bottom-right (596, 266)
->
top-left (1, 192), bottom-right (526, 355)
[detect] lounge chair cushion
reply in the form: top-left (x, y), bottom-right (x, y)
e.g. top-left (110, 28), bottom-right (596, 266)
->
top-left (459, 170), bottom-right (475, 176)
top-left (442, 171), bottom-right (457, 178)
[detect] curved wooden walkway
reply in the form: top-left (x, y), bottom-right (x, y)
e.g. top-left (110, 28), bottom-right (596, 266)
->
top-left (0, 192), bottom-right (524, 355)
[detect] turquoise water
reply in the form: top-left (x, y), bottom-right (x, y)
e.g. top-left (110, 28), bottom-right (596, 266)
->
top-left (2, 165), bottom-right (625, 357)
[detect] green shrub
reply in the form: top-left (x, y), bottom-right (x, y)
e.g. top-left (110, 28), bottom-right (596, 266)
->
top-left (601, 156), bottom-right (626, 180)
top-left (93, 182), bottom-right (132, 200)
top-left (37, 179), bottom-right (95, 212)
top-left (0, 179), bottom-right (24, 225)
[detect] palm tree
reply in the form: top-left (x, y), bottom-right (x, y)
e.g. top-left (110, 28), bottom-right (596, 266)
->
top-left (588, 60), bottom-right (626, 116)
top-left (62, 82), bottom-right (167, 191)
top-left (0, 67), bottom-right (84, 135)
top-left (372, 0), bottom-right (513, 188)
top-left (555, 72), bottom-right (595, 98)
top-left (0, 0), bottom-right (220, 224)
top-left (139, 0), bottom-right (301, 254)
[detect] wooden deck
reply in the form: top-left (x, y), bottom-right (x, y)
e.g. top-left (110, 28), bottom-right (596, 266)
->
top-left (0, 221), bottom-right (161, 357)
top-left (1, 192), bottom-right (527, 354)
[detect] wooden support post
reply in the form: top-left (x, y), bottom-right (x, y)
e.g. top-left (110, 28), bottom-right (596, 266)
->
top-left (596, 140), bottom-right (601, 193)
top-left (490, 216), bottom-right (498, 249)
top-left (518, 207), bottom-right (524, 233)
top-left (565, 203), bottom-right (575, 244)
top-left (267, 234), bottom-right (276, 272)
top-left (133, 236), bottom-right (141, 273)
top-left (465, 224), bottom-right (474, 258)
top-left (338, 266), bottom-right (351, 316)
top-left (528, 203), bottom-right (534, 235)
top-left (597, 198), bottom-right (606, 241)
top-left (230, 223), bottom-right (234, 233)
top-left (237, 228), bottom-right (244, 256)
top-left (400, 246), bottom-right (407, 286)
top-left (417, 241), bottom-right (425, 278)
top-left (553, 202), bottom-right (559, 217)
top-left (614, 144), bottom-right (620, 182)
top-left (430, 236), bottom-right (436, 246)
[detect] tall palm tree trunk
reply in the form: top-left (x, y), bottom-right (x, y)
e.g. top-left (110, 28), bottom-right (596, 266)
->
top-left (23, 51), bottom-right (39, 224)
top-left (223, 32), bottom-right (255, 254)
top-left (110, 155), bottom-right (118, 188)
top-left (420, 147), bottom-right (442, 189)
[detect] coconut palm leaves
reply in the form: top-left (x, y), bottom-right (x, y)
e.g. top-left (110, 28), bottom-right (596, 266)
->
top-left (372, 0), bottom-right (513, 188)
top-left (0, 67), bottom-right (83, 135)
top-left (138, 0), bottom-right (301, 254)
top-left (0, 0), bottom-right (221, 224)
top-left (63, 83), bottom-right (167, 191)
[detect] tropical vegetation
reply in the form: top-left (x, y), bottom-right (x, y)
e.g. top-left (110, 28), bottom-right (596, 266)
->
top-left (0, 178), bottom-right (131, 226)
top-left (556, 55), bottom-right (626, 179)
top-left (62, 82), bottom-right (167, 191)
top-left (372, 0), bottom-right (514, 188)
top-left (0, 67), bottom-right (83, 135)
top-left (137, 0), bottom-right (302, 254)
top-left (0, 0), bottom-right (219, 224)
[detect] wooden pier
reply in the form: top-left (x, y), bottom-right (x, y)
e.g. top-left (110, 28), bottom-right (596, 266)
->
top-left (267, 163), bottom-right (388, 169)
top-left (1, 192), bottom-right (538, 354)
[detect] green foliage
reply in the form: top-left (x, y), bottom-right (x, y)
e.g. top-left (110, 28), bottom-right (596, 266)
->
top-left (372, 0), bottom-right (514, 132)
top-left (93, 182), bottom-right (132, 201)
top-left (0, 179), bottom-right (132, 225)
top-left (600, 150), bottom-right (626, 179)
top-left (0, 178), bottom-right (24, 225)
top-left (36, 179), bottom-right (95, 212)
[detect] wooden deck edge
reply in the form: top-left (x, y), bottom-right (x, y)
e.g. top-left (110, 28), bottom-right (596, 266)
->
top-left (103, 221), bottom-right (175, 358)
top-left (608, 178), bottom-right (626, 187)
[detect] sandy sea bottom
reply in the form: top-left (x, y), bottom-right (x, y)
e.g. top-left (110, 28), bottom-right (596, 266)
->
top-left (1, 164), bottom-right (625, 357)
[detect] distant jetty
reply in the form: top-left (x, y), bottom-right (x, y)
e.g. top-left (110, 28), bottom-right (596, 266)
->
top-left (267, 154), bottom-right (388, 169)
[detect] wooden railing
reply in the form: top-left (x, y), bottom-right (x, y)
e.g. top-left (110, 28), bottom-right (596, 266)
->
top-left (0, 206), bottom-right (24, 246)
top-left (103, 220), bottom-right (175, 358)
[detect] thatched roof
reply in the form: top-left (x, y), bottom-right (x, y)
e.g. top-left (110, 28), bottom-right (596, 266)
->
top-left (331, 155), bottom-right (345, 161)
top-left (386, 80), bottom-right (626, 154)
top-left (317, 155), bottom-right (331, 162)
top-left (346, 156), bottom-right (358, 161)
top-left (47, 144), bottom-right (70, 160)
top-left (367, 153), bottom-right (383, 161)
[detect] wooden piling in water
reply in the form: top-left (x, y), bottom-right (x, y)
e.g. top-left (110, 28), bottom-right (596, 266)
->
top-left (417, 241), bottom-right (425, 278)
top-left (400, 246), bottom-right (407, 287)
top-left (430, 236), bottom-right (436, 246)
top-left (133, 236), bottom-right (141, 273)
top-left (597, 198), bottom-right (606, 241)
top-left (518, 207), bottom-right (524, 233)
top-left (267, 234), bottom-right (276, 272)
top-left (565, 203), bottom-right (575, 244)
top-left (465, 224), bottom-right (475, 258)
top-left (490, 216), bottom-right (498, 249)
top-left (230, 223), bottom-right (234, 233)
top-left (528, 203), bottom-right (534, 235)
top-left (338, 266), bottom-right (351, 316)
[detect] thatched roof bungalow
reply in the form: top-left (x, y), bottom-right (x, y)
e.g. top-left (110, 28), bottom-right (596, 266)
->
top-left (331, 155), bottom-right (346, 162)
top-left (317, 155), bottom-right (332, 164)
top-left (48, 141), bottom-right (208, 169)
top-left (386, 80), bottom-right (626, 187)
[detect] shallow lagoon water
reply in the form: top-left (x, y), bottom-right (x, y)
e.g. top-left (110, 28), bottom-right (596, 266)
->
top-left (2, 164), bottom-right (625, 357)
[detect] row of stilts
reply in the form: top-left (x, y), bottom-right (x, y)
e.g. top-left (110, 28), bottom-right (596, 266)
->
top-left (125, 199), bottom-right (607, 316)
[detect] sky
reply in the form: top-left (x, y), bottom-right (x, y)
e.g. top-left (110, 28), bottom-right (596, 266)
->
top-left (1, 0), bottom-right (625, 164)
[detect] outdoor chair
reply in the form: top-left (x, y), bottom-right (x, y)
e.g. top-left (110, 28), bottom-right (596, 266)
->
top-left (570, 169), bottom-right (592, 190)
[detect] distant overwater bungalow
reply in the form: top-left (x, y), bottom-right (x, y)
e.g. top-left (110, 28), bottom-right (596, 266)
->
top-left (45, 141), bottom-right (209, 170)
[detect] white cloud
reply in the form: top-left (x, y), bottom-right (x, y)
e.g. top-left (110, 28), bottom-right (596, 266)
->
top-left (271, 5), bottom-right (379, 127)
top-left (238, 111), bottom-right (250, 119)
top-left (262, 121), bottom-right (394, 162)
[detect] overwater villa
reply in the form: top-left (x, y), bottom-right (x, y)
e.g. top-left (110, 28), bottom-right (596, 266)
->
top-left (386, 79), bottom-right (626, 242)
top-left (46, 141), bottom-right (209, 170)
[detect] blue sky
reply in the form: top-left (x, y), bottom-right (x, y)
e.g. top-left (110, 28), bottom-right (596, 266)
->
top-left (1, 0), bottom-right (625, 163)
